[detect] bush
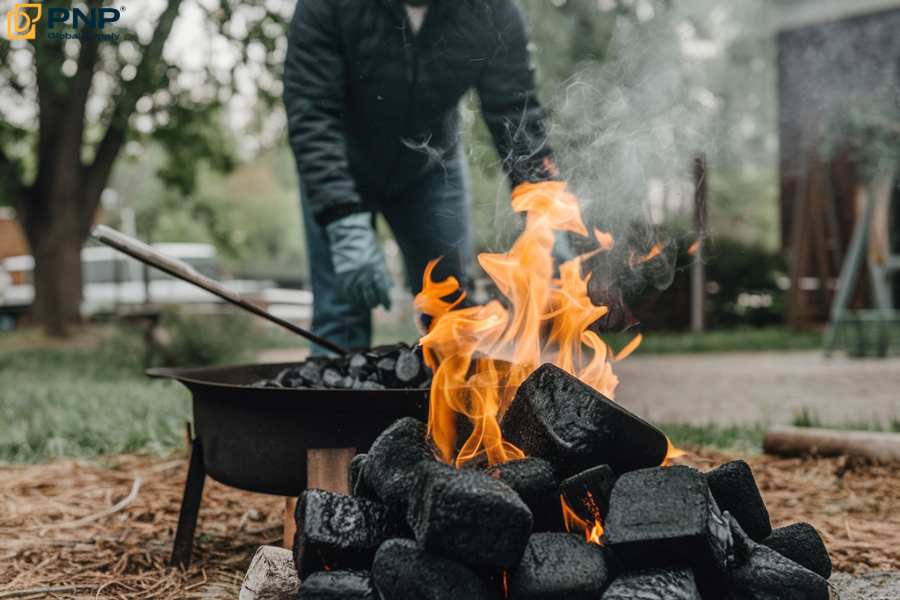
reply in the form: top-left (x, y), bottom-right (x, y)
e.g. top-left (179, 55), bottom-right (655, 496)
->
top-left (154, 309), bottom-right (258, 368)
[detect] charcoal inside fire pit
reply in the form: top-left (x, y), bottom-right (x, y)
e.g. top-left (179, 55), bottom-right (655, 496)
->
top-left (252, 342), bottom-right (430, 389)
top-left (407, 462), bottom-right (533, 569)
top-left (726, 514), bottom-right (829, 599)
top-left (561, 464), bottom-right (616, 525)
top-left (604, 466), bottom-right (731, 577)
top-left (601, 567), bottom-right (701, 600)
top-left (500, 364), bottom-right (668, 476)
top-left (507, 533), bottom-right (612, 600)
top-left (292, 489), bottom-right (402, 578)
top-left (372, 538), bottom-right (494, 600)
top-left (362, 418), bottom-right (435, 516)
top-left (485, 457), bottom-right (562, 532)
top-left (705, 460), bottom-right (771, 541)
top-left (761, 523), bottom-right (832, 580)
top-left (297, 570), bottom-right (378, 600)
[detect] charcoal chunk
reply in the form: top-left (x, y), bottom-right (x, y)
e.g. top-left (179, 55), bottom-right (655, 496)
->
top-left (508, 533), bottom-right (611, 600)
top-left (602, 567), bottom-right (701, 600)
top-left (408, 462), bottom-right (533, 569)
top-left (561, 464), bottom-right (616, 525)
top-left (485, 457), bottom-right (562, 532)
top-left (500, 364), bottom-right (668, 476)
top-left (395, 347), bottom-right (425, 385)
top-left (363, 418), bottom-right (434, 515)
top-left (706, 460), bottom-right (771, 541)
top-left (348, 454), bottom-right (377, 499)
top-left (727, 515), bottom-right (829, 599)
top-left (298, 360), bottom-right (324, 386)
top-left (297, 570), bottom-right (377, 600)
top-left (375, 357), bottom-right (397, 385)
top-left (604, 466), bottom-right (732, 576)
top-left (372, 538), bottom-right (493, 600)
top-left (321, 367), bottom-right (343, 388)
top-left (292, 490), bottom-right (401, 578)
top-left (761, 523), bottom-right (832, 580)
top-left (347, 353), bottom-right (370, 379)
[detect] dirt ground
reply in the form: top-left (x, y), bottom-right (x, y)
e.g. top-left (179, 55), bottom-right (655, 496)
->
top-left (1, 450), bottom-right (898, 599)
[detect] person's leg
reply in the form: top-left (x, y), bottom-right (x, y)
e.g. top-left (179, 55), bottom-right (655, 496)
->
top-left (380, 150), bottom-right (474, 298)
top-left (300, 184), bottom-right (372, 353)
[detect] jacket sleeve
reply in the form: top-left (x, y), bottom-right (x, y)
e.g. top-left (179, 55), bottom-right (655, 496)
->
top-left (476, 0), bottom-right (558, 187)
top-left (283, 0), bottom-right (363, 226)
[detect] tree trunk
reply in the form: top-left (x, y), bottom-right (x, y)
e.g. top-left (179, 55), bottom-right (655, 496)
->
top-left (28, 224), bottom-right (85, 337)
top-left (22, 189), bottom-right (89, 338)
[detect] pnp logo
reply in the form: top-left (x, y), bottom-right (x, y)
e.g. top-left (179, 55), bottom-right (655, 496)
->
top-left (6, 3), bottom-right (42, 40)
top-left (47, 6), bottom-right (121, 30)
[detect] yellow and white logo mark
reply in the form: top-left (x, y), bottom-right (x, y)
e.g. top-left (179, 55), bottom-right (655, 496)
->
top-left (7, 3), bottom-right (43, 40)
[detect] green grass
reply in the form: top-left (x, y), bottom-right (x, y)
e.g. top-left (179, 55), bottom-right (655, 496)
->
top-left (603, 327), bottom-right (823, 355)
top-left (661, 423), bottom-right (766, 455)
top-left (791, 408), bottom-right (900, 433)
top-left (0, 340), bottom-right (190, 464)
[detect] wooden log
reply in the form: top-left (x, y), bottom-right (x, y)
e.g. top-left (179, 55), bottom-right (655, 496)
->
top-left (239, 546), bottom-right (299, 600)
top-left (763, 426), bottom-right (900, 463)
top-left (283, 448), bottom-right (356, 549)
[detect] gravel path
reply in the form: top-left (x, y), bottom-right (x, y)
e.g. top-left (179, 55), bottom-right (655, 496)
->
top-left (831, 572), bottom-right (900, 599)
top-left (613, 351), bottom-right (900, 426)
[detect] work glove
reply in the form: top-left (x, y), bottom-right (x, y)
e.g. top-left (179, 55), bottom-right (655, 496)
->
top-left (325, 213), bottom-right (393, 311)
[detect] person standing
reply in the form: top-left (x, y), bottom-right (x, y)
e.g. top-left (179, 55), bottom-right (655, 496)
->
top-left (284, 0), bottom-right (568, 351)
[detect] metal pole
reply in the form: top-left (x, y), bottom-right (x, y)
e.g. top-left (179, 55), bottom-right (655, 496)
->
top-left (691, 155), bottom-right (708, 333)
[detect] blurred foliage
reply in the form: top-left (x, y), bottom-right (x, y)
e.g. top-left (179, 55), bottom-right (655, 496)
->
top-left (0, 0), bottom-right (292, 196)
top-left (705, 238), bottom-right (788, 328)
top-left (154, 309), bottom-right (257, 367)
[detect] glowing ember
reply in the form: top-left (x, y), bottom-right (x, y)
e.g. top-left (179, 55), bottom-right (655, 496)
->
top-left (629, 243), bottom-right (663, 268)
top-left (560, 495), bottom-right (605, 546)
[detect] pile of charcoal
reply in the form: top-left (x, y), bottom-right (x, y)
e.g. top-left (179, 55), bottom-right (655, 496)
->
top-left (289, 364), bottom-right (833, 599)
top-left (252, 343), bottom-right (430, 391)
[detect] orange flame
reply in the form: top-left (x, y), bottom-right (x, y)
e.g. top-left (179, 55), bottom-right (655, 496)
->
top-left (687, 240), bottom-right (701, 256)
top-left (594, 228), bottom-right (615, 251)
top-left (560, 495), bottom-right (604, 545)
top-left (417, 181), bottom-right (641, 468)
top-left (663, 437), bottom-right (687, 465)
top-left (629, 243), bottom-right (663, 268)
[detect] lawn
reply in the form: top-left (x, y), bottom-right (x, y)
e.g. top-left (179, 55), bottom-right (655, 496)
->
top-left (0, 337), bottom-right (191, 463)
top-left (0, 324), bottom-right (821, 464)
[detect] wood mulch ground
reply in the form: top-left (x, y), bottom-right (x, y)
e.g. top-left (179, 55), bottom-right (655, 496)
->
top-left (1, 449), bottom-right (898, 598)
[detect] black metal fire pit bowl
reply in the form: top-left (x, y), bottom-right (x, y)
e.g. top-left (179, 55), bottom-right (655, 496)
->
top-left (147, 362), bottom-right (428, 567)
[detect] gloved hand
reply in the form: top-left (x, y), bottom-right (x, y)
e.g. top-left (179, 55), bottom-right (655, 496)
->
top-left (325, 213), bottom-right (393, 310)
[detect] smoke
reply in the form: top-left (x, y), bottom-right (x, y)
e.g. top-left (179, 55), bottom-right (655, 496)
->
top-left (529, 3), bottom-right (750, 326)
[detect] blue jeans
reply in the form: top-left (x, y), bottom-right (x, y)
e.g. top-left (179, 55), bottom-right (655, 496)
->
top-left (301, 154), bottom-right (473, 352)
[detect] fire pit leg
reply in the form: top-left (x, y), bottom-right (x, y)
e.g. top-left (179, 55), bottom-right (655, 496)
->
top-left (170, 437), bottom-right (206, 568)
top-left (283, 447), bottom-right (356, 549)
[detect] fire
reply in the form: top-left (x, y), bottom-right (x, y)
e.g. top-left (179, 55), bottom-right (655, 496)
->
top-left (560, 496), bottom-right (604, 546)
top-left (629, 242), bottom-right (663, 268)
top-left (664, 438), bottom-right (687, 465)
top-left (593, 228), bottom-right (614, 251)
top-left (687, 239), bottom-right (701, 256)
top-left (416, 180), bottom-right (641, 468)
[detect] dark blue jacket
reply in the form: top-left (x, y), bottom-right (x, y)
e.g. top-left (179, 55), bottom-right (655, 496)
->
top-left (284, 0), bottom-right (556, 226)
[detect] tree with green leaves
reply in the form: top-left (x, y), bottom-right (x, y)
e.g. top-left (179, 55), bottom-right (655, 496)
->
top-left (0, 0), bottom-right (289, 335)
